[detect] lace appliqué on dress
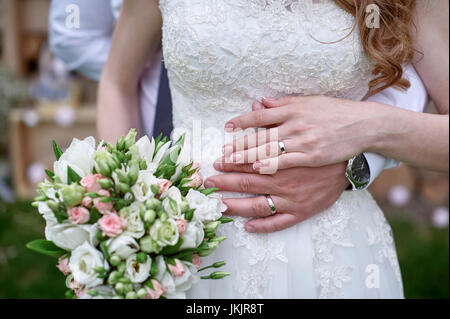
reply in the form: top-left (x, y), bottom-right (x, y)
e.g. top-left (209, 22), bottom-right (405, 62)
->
top-left (311, 200), bottom-right (355, 299)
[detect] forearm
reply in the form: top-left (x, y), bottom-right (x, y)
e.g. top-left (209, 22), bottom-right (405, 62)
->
top-left (365, 102), bottom-right (449, 172)
top-left (96, 0), bottom-right (162, 142)
top-left (97, 72), bottom-right (142, 143)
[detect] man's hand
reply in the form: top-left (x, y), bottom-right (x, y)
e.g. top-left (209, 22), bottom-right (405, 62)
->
top-left (204, 160), bottom-right (350, 233)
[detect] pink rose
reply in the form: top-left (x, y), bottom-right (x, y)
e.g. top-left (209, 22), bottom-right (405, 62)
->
top-left (192, 254), bottom-right (202, 270)
top-left (80, 174), bottom-right (105, 193)
top-left (168, 259), bottom-right (186, 277)
top-left (94, 189), bottom-right (113, 213)
top-left (186, 163), bottom-right (202, 188)
top-left (145, 280), bottom-right (167, 299)
top-left (98, 212), bottom-right (126, 237)
top-left (157, 178), bottom-right (172, 195)
top-left (57, 255), bottom-right (71, 275)
top-left (69, 280), bottom-right (86, 298)
top-left (175, 219), bottom-right (188, 235)
top-left (68, 206), bottom-right (90, 224)
top-left (81, 196), bottom-right (93, 208)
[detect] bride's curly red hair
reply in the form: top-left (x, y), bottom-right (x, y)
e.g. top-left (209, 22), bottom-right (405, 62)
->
top-left (333, 0), bottom-right (417, 96)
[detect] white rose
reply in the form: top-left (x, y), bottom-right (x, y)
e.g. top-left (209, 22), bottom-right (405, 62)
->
top-left (45, 221), bottom-right (98, 251)
top-left (149, 219), bottom-right (179, 247)
top-left (161, 186), bottom-right (183, 219)
top-left (154, 256), bottom-right (199, 298)
top-left (118, 202), bottom-right (145, 238)
top-left (106, 233), bottom-right (139, 259)
top-left (131, 170), bottom-right (159, 203)
top-left (69, 241), bottom-right (109, 288)
top-left (38, 202), bottom-right (57, 224)
top-left (134, 136), bottom-right (155, 165)
top-left (125, 253), bottom-right (151, 283)
top-left (179, 220), bottom-right (205, 250)
top-left (185, 189), bottom-right (227, 223)
top-left (53, 137), bottom-right (96, 184)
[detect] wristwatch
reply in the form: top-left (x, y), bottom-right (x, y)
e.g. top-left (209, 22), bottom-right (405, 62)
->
top-left (345, 154), bottom-right (371, 191)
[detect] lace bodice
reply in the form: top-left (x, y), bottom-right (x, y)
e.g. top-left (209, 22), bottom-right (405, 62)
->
top-left (160, 0), bottom-right (374, 133)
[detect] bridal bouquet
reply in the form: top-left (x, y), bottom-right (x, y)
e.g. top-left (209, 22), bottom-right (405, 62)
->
top-left (27, 129), bottom-right (230, 299)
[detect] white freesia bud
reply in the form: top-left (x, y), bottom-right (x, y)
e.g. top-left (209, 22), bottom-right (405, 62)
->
top-left (53, 137), bottom-right (96, 184)
top-left (170, 142), bottom-right (192, 182)
top-left (118, 202), bottom-right (145, 238)
top-left (125, 253), bottom-right (152, 283)
top-left (106, 233), bottom-right (140, 260)
top-left (185, 189), bottom-right (227, 223)
top-left (133, 136), bottom-right (156, 165)
top-left (131, 170), bottom-right (159, 203)
top-left (69, 242), bottom-right (109, 288)
top-left (45, 221), bottom-right (98, 251)
top-left (179, 220), bottom-right (205, 250)
top-left (161, 187), bottom-right (184, 219)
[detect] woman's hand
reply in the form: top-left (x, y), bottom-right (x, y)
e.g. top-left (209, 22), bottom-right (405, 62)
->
top-left (223, 96), bottom-right (381, 171)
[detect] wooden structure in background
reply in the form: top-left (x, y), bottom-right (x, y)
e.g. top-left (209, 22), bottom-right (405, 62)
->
top-left (9, 105), bottom-right (97, 198)
top-left (1, 0), bottom-right (50, 75)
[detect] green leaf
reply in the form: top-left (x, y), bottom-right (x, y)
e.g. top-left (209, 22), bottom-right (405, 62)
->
top-left (26, 239), bottom-right (67, 258)
top-left (52, 140), bottom-right (63, 160)
top-left (200, 188), bottom-right (219, 196)
top-left (172, 250), bottom-right (194, 262)
top-left (100, 241), bottom-right (110, 262)
top-left (67, 166), bottom-right (82, 184)
top-left (160, 237), bottom-right (184, 255)
top-left (184, 208), bottom-right (195, 221)
top-left (45, 169), bottom-right (55, 182)
top-left (89, 208), bottom-right (102, 224)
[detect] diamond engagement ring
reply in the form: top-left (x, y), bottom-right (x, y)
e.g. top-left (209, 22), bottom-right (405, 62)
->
top-left (265, 195), bottom-right (277, 215)
top-left (279, 141), bottom-right (287, 154)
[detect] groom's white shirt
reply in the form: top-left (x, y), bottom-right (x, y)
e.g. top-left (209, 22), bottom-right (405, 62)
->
top-left (49, 0), bottom-right (428, 188)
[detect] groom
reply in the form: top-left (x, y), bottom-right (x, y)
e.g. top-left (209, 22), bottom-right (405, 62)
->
top-left (50, 0), bottom-right (428, 233)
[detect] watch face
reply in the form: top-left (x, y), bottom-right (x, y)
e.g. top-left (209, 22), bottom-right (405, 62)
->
top-left (351, 155), bottom-right (370, 185)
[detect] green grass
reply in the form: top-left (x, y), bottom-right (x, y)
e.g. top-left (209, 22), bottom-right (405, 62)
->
top-left (0, 200), bottom-right (448, 299)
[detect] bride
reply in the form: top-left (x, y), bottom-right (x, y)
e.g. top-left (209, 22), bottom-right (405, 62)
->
top-left (97, 0), bottom-right (449, 298)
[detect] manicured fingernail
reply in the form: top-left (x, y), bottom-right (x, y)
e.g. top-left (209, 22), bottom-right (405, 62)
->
top-left (252, 161), bottom-right (263, 170)
top-left (232, 153), bottom-right (242, 162)
top-left (223, 145), bottom-right (233, 156)
top-left (225, 123), bottom-right (235, 132)
top-left (262, 96), bottom-right (275, 102)
top-left (245, 224), bottom-right (255, 233)
top-left (204, 180), bottom-right (215, 188)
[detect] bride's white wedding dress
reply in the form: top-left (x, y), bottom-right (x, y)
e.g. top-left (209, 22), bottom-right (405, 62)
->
top-left (159, 0), bottom-right (404, 298)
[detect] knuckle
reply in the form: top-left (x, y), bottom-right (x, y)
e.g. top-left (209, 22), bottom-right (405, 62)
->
top-left (238, 175), bottom-right (252, 193)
